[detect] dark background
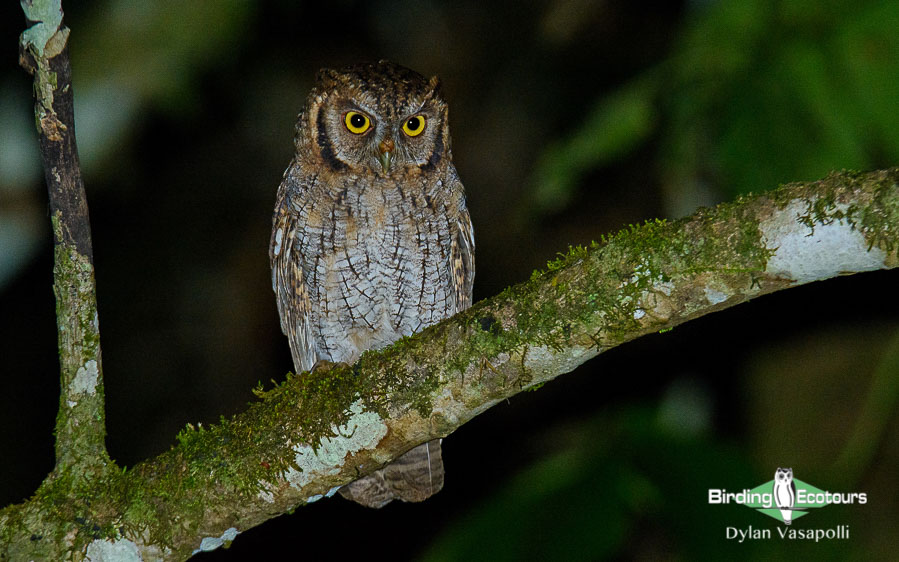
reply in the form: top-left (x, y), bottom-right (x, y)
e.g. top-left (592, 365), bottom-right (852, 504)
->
top-left (2, 1), bottom-right (898, 559)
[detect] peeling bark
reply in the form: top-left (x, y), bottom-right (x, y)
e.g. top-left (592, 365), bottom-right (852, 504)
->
top-left (18, 2), bottom-right (110, 480)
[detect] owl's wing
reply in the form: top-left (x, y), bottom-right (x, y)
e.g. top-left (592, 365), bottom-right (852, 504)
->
top-left (451, 184), bottom-right (475, 312)
top-left (270, 187), bottom-right (317, 373)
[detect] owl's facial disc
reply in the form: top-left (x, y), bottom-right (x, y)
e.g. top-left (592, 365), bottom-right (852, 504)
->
top-left (319, 95), bottom-right (442, 176)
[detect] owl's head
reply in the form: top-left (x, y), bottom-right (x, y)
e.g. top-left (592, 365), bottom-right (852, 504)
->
top-left (775, 467), bottom-right (793, 482)
top-left (297, 61), bottom-right (451, 177)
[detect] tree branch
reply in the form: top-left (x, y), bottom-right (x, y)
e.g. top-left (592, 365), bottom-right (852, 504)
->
top-left (3, 5), bottom-right (898, 560)
top-left (17, 1), bottom-right (110, 479)
top-left (2, 160), bottom-right (897, 559)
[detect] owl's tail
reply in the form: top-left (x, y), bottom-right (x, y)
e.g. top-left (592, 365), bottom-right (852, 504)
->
top-left (338, 440), bottom-right (445, 509)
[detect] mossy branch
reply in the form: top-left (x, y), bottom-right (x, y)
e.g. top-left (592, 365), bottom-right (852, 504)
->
top-left (17, 1), bottom-right (111, 482)
top-left (4, 4), bottom-right (899, 560)
top-left (3, 165), bottom-right (897, 559)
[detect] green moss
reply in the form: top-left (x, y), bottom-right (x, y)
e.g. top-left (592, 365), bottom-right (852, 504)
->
top-left (292, 175), bottom-right (776, 419)
top-left (7, 169), bottom-right (896, 558)
top-left (769, 168), bottom-right (899, 254)
top-left (856, 169), bottom-right (899, 253)
top-left (515, 194), bottom-right (777, 353)
top-left (8, 464), bottom-right (136, 555)
top-left (526, 381), bottom-right (546, 392)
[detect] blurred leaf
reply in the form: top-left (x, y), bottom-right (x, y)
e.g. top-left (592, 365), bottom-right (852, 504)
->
top-left (69, 0), bottom-right (255, 173)
top-left (0, 210), bottom-right (43, 290)
top-left (743, 325), bottom-right (894, 473)
top-left (832, 328), bottom-right (899, 486)
top-left (529, 77), bottom-right (657, 215)
top-left (528, 0), bottom-right (899, 217)
top-left (423, 406), bottom-right (776, 561)
top-left (666, 0), bottom-right (899, 197)
top-left (0, 84), bottom-right (42, 190)
top-left (73, 1), bottom-right (253, 110)
top-left (835, 1), bottom-right (899, 157)
top-left (421, 414), bottom-right (637, 562)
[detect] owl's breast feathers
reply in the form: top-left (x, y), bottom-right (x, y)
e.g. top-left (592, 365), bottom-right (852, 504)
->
top-left (270, 161), bottom-right (474, 371)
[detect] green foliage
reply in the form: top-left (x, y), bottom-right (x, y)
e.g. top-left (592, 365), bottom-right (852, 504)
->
top-left (69, 1), bottom-right (254, 171)
top-left (530, 79), bottom-right (657, 214)
top-left (73, 1), bottom-right (252, 111)
top-left (678, 0), bottom-right (899, 197)
top-left (420, 406), bottom-right (760, 561)
top-left (422, 399), bottom-right (866, 561)
top-left (529, 0), bottom-right (899, 211)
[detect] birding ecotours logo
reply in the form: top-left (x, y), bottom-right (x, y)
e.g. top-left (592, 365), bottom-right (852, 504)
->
top-left (708, 468), bottom-right (867, 525)
top-left (772, 467), bottom-right (797, 525)
top-left (741, 467), bottom-right (819, 524)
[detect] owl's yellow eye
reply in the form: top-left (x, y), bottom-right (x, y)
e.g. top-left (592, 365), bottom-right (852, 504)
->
top-left (344, 111), bottom-right (371, 134)
top-left (402, 115), bottom-right (426, 137)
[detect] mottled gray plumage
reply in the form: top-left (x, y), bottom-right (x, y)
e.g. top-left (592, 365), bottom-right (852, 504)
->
top-left (270, 61), bottom-right (474, 508)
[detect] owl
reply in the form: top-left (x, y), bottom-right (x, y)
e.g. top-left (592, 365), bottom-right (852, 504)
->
top-left (773, 467), bottom-right (796, 525)
top-left (269, 61), bottom-right (474, 508)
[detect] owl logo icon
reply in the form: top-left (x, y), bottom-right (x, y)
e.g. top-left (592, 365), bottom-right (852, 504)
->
top-left (773, 467), bottom-right (796, 525)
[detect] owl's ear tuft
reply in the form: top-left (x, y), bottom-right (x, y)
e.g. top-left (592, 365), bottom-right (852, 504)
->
top-left (427, 75), bottom-right (442, 97)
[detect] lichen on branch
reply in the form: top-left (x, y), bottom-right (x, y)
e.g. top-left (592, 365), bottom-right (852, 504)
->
top-left (5, 6), bottom-right (899, 558)
top-left (18, 0), bottom-right (110, 479)
top-left (3, 156), bottom-right (898, 560)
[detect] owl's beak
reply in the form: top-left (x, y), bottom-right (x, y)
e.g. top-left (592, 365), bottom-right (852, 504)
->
top-left (378, 138), bottom-right (394, 173)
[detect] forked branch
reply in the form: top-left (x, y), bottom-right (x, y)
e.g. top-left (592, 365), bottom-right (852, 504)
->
top-left (3, 2), bottom-right (898, 560)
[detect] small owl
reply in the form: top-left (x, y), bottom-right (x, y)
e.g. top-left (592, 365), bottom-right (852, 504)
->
top-left (773, 467), bottom-right (796, 525)
top-left (270, 61), bottom-right (474, 508)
